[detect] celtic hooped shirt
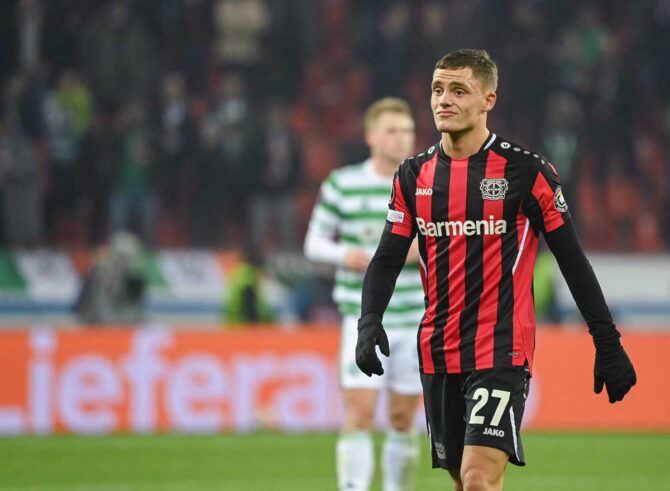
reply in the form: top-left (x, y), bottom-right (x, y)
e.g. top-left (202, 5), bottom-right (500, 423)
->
top-left (304, 159), bottom-right (425, 328)
top-left (374, 133), bottom-right (575, 374)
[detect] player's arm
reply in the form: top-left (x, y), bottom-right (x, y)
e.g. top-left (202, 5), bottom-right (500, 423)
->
top-left (303, 175), bottom-right (370, 270)
top-left (356, 168), bottom-right (415, 376)
top-left (527, 162), bottom-right (636, 403)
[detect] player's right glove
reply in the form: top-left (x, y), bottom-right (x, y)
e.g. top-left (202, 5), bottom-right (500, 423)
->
top-left (591, 325), bottom-right (637, 403)
top-left (355, 313), bottom-right (390, 377)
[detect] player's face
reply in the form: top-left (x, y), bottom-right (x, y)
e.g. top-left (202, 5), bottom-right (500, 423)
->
top-left (366, 112), bottom-right (416, 165)
top-left (431, 68), bottom-right (496, 135)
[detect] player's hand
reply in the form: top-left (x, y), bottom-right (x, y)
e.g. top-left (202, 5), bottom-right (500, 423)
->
top-left (355, 313), bottom-right (390, 377)
top-left (344, 249), bottom-right (371, 272)
top-left (592, 327), bottom-right (637, 403)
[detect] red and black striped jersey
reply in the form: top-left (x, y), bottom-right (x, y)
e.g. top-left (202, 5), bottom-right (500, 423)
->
top-left (385, 133), bottom-right (570, 374)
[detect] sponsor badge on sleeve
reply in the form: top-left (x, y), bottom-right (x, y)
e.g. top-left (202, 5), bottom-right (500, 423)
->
top-left (387, 209), bottom-right (405, 223)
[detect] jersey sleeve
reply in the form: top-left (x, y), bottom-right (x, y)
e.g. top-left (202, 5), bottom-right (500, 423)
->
top-left (384, 168), bottom-right (415, 238)
top-left (522, 160), bottom-right (571, 234)
top-left (303, 174), bottom-right (348, 266)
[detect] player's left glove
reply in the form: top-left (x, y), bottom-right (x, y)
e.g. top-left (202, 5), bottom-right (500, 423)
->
top-left (591, 325), bottom-right (637, 403)
top-left (355, 313), bottom-right (390, 377)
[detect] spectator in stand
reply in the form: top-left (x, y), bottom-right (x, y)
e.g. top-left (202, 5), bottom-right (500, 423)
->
top-left (250, 100), bottom-right (303, 253)
top-left (0, 118), bottom-right (42, 246)
top-left (541, 91), bottom-right (583, 202)
top-left (212, 0), bottom-right (271, 94)
top-left (78, 111), bottom-right (115, 246)
top-left (109, 101), bottom-right (157, 246)
top-left (192, 119), bottom-right (228, 247)
top-left (152, 71), bottom-right (195, 228)
top-left (204, 71), bottom-right (263, 247)
top-left (3, 71), bottom-right (45, 141)
top-left (80, 0), bottom-right (156, 109)
top-left (42, 68), bottom-right (92, 240)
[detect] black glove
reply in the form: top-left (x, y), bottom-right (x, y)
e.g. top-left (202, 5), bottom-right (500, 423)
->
top-left (355, 313), bottom-right (390, 377)
top-left (591, 326), bottom-right (637, 403)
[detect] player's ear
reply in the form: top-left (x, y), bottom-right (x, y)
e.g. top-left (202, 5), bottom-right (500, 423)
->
top-left (482, 90), bottom-right (497, 113)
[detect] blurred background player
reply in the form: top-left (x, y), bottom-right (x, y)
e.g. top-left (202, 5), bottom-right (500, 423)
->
top-left (304, 98), bottom-right (424, 491)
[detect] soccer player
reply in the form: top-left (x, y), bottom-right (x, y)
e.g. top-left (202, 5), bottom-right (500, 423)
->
top-left (305, 98), bottom-right (425, 491)
top-left (356, 50), bottom-right (637, 491)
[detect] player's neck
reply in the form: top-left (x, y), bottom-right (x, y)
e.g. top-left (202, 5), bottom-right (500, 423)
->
top-left (441, 125), bottom-right (491, 160)
top-left (370, 155), bottom-right (397, 177)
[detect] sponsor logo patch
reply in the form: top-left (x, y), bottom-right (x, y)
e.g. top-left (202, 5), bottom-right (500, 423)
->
top-left (416, 216), bottom-right (507, 237)
top-left (415, 187), bottom-right (433, 196)
top-left (480, 178), bottom-right (509, 201)
top-left (483, 427), bottom-right (505, 437)
top-left (387, 210), bottom-right (405, 223)
top-left (554, 186), bottom-right (568, 212)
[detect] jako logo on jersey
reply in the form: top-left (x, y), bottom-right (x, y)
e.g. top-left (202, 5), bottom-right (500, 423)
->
top-left (483, 427), bottom-right (505, 437)
top-left (480, 178), bottom-right (509, 200)
top-left (554, 186), bottom-right (568, 212)
top-left (416, 216), bottom-right (507, 237)
top-left (415, 188), bottom-right (433, 196)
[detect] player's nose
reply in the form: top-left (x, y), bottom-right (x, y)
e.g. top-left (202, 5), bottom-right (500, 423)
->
top-left (438, 93), bottom-right (453, 106)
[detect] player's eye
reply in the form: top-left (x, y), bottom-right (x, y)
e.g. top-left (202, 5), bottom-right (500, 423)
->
top-left (432, 87), bottom-right (443, 95)
top-left (454, 89), bottom-right (466, 96)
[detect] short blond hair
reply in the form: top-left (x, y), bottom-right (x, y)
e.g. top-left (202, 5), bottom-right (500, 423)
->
top-left (364, 97), bottom-right (413, 131)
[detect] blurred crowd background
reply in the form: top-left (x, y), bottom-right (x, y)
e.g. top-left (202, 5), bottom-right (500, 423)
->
top-left (0, 0), bottom-right (669, 326)
top-left (1, 0), bottom-right (669, 253)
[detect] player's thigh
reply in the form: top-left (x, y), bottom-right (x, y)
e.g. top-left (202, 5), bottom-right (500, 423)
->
top-left (340, 316), bottom-right (386, 392)
top-left (385, 328), bottom-right (422, 395)
top-left (462, 366), bottom-right (530, 467)
top-left (449, 469), bottom-right (464, 491)
top-left (460, 445), bottom-right (508, 491)
top-left (387, 391), bottom-right (421, 432)
top-left (342, 388), bottom-right (378, 431)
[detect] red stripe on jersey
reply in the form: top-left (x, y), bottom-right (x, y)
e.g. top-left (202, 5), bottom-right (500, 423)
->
top-left (417, 155), bottom-right (438, 373)
top-left (475, 152), bottom-right (507, 369)
top-left (531, 172), bottom-right (565, 232)
top-left (390, 174), bottom-right (413, 237)
top-left (512, 213), bottom-right (538, 372)
top-left (443, 159), bottom-right (468, 373)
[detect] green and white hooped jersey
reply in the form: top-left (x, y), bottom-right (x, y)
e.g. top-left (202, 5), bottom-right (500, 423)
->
top-left (304, 160), bottom-right (425, 329)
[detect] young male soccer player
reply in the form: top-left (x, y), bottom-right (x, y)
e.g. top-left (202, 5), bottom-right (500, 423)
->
top-left (356, 50), bottom-right (637, 491)
top-left (305, 98), bottom-right (425, 491)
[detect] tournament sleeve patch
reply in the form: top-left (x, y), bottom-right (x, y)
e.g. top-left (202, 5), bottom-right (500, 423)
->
top-left (554, 186), bottom-right (568, 212)
top-left (531, 170), bottom-right (567, 233)
top-left (385, 170), bottom-right (415, 238)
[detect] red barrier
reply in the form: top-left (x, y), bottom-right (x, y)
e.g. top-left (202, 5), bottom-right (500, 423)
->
top-left (0, 326), bottom-right (667, 434)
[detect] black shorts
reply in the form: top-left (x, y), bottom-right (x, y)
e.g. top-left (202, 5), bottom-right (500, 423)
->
top-left (421, 365), bottom-right (530, 470)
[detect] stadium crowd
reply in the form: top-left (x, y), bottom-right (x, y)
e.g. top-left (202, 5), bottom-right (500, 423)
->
top-left (0, 0), bottom-right (669, 253)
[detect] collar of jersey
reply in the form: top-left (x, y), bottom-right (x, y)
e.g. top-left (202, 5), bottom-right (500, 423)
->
top-left (363, 158), bottom-right (395, 182)
top-left (437, 132), bottom-right (497, 163)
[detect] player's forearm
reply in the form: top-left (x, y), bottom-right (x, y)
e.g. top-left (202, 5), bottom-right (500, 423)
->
top-left (303, 228), bottom-right (348, 266)
top-left (360, 231), bottom-right (412, 318)
top-left (543, 221), bottom-right (615, 332)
